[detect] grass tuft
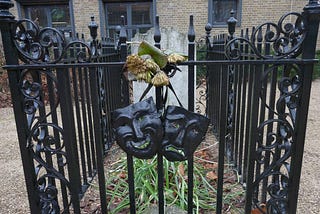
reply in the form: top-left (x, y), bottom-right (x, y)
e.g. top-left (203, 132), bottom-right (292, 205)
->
top-left (106, 147), bottom-right (244, 213)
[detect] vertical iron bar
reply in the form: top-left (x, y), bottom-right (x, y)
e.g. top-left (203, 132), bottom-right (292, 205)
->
top-left (154, 15), bottom-right (163, 110)
top-left (234, 29), bottom-right (244, 173)
top-left (254, 27), bottom-right (264, 201)
top-left (261, 66), bottom-right (277, 203)
top-left (85, 69), bottom-right (96, 172)
top-left (261, 24), bottom-right (274, 203)
top-left (216, 63), bottom-right (228, 214)
top-left (103, 66), bottom-right (112, 146)
top-left (104, 66), bottom-right (114, 146)
top-left (157, 154), bottom-right (164, 214)
top-left (244, 65), bottom-right (262, 213)
top-left (288, 2), bottom-right (320, 213)
top-left (89, 66), bottom-right (108, 214)
top-left (46, 70), bottom-right (69, 208)
top-left (242, 28), bottom-right (253, 184)
top-left (226, 11), bottom-right (237, 165)
top-left (72, 68), bottom-right (88, 185)
top-left (154, 15), bottom-right (165, 214)
top-left (119, 15), bottom-right (129, 107)
top-left (187, 156), bottom-right (194, 214)
top-left (205, 23), bottom-right (212, 121)
top-left (239, 28), bottom-right (249, 180)
top-left (188, 15), bottom-right (195, 112)
top-left (79, 68), bottom-right (93, 177)
top-left (56, 68), bottom-right (81, 213)
top-left (127, 154), bottom-right (136, 214)
top-left (234, 63), bottom-right (240, 165)
top-left (187, 15), bottom-right (195, 214)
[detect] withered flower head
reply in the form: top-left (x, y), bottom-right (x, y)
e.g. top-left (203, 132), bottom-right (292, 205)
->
top-left (145, 58), bottom-right (160, 73)
top-left (136, 71), bottom-right (153, 83)
top-left (167, 53), bottom-right (187, 64)
top-left (151, 70), bottom-right (170, 86)
top-left (125, 54), bottom-right (147, 75)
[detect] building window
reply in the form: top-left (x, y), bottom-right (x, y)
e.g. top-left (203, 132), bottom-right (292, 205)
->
top-left (104, 1), bottom-right (153, 41)
top-left (209, 0), bottom-right (241, 26)
top-left (17, 1), bottom-right (74, 36)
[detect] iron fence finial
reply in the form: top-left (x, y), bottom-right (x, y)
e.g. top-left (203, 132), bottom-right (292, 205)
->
top-left (119, 15), bottom-right (127, 45)
top-left (227, 10), bottom-right (237, 38)
top-left (88, 16), bottom-right (98, 40)
top-left (154, 15), bottom-right (161, 44)
top-left (188, 15), bottom-right (195, 42)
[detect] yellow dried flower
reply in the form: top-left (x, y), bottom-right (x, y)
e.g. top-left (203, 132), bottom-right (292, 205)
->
top-left (125, 54), bottom-right (147, 75)
top-left (151, 70), bottom-right (170, 86)
top-left (168, 53), bottom-right (187, 64)
top-left (136, 71), bottom-right (153, 83)
top-left (145, 58), bottom-right (160, 73)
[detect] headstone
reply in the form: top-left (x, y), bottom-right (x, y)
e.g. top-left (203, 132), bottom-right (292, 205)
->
top-left (131, 27), bottom-right (195, 108)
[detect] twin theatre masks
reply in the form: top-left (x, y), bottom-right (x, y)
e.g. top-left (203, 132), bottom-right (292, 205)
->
top-left (112, 97), bottom-right (210, 161)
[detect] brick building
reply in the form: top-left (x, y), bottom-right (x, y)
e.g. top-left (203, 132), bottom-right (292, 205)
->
top-left (10, 0), bottom-right (315, 46)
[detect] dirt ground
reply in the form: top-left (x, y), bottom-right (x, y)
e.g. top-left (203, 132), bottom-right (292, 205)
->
top-left (0, 80), bottom-right (319, 214)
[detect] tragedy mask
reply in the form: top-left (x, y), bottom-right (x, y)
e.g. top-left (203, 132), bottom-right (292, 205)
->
top-left (112, 97), bottom-right (163, 159)
top-left (162, 106), bottom-right (210, 161)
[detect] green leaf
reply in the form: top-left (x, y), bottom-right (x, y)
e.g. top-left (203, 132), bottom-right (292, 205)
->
top-left (138, 41), bottom-right (168, 68)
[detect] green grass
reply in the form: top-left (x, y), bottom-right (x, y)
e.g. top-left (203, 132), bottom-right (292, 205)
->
top-left (105, 154), bottom-right (244, 213)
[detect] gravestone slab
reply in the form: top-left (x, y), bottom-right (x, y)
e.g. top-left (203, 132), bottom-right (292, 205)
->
top-left (131, 27), bottom-right (195, 108)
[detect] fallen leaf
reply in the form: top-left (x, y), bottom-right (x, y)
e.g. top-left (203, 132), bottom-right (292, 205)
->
top-left (178, 163), bottom-right (185, 177)
top-left (118, 171), bottom-right (127, 179)
top-left (251, 204), bottom-right (267, 214)
top-left (206, 171), bottom-right (218, 180)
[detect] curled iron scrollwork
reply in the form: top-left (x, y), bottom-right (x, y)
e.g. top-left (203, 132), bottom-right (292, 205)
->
top-left (253, 118), bottom-right (293, 213)
top-left (195, 78), bottom-right (207, 115)
top-left (225, 12), bottom-right (307, 59)
top-left (19, 68), bottom-right (71, 212)
top-left (259, 64), bottom-right (301, 124)
top-left (251, 64), bottom-right (301, 213)
top-left (13, 19), bottom-right (92, 63)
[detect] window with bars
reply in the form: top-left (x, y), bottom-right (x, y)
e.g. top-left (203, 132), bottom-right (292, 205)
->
top-left (209, 0), bottom-right (241, 26)
top-left (17, 1), bottom-right (74, 35)
top-left (104, 1), bottom-right (153, 41)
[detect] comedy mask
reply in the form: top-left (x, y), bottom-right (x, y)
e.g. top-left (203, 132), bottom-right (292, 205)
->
top-left (112, 97), bottom-right (163, 159)
top-left (162, 106), bottom-right (210, 161)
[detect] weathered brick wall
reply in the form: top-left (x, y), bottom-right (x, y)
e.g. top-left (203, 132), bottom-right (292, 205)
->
top-left (72, 0), bottom-right (101, 38)
top-left (10, 0), bottom-right (319, 49)
top-left (200, 0), bottom-right (308, 39)
top-left (156, 0), bottom-right (208, 37)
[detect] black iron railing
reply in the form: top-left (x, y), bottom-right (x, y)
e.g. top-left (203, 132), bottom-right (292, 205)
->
top-left (0, 0), bottom-right (319, 213)
top-left (205, 4), bottom-right (320, 213)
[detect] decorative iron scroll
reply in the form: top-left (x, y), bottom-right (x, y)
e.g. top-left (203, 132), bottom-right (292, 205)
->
top-left (195, 35), bottom-right (212, 116)
top-left (13, 19), bottom-right (92, 63)
top-left (251, 64), bottom-right (301, 213)
top-left (225, 12), bottom-right (307, 59)
top-left (195, 78), bottom-right (206, 115)
top-left (226, 64), bottom-right (235, 162)
top-left (11, 17), bottom-right (116, 212)
top-left (20, 68), bottom-right (71, 213)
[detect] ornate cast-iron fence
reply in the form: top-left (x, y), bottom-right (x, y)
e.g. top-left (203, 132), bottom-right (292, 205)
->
top-left (0, 0), bottom-right (320, 213)
top-left (204, 3), bottom-right (320, 213)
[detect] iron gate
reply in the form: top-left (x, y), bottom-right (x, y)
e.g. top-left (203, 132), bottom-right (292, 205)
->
top-left (0, 0), bottom-right (320, 213)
